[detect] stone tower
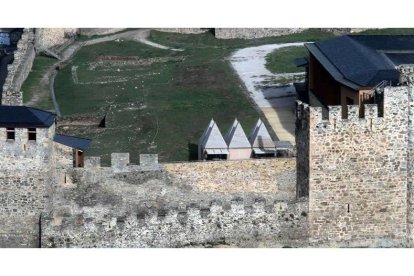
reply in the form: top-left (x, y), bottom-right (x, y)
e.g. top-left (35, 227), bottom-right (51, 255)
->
top-left (0, 106), bottom-right (57, 247)
top-left (399, 65), bottom-right (414, 247)
top-left (296, 85), bottom-right (411, 247)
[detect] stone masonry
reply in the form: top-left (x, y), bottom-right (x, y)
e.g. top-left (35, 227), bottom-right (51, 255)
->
top-left (41, 198), bottom-right (308, 248)
top-left (215, 28), bottom-right (305, 39)
top-left (296, 84), bottom-right (413, 247)
top-left (3, 28), bottom-right (414, 247)
top-left (1, 28), bottom-right (35, 105)
top-left (0, 125), bottom-right (55, 247)
top-left (38, 155), bottom-right (305, 248)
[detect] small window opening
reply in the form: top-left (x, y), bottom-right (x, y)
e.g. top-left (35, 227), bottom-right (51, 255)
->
top-left (347, 204), bottom-right (350, 213)
top-left (28, 128), bottom-right (36, 141)
top-left (6, 128), bottom-right (15, 140)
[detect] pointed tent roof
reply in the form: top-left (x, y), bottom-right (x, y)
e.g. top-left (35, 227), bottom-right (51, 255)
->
top-left (249, 118), bottom-right (275, 149)
top-left (224, 119), bottom-right (251, 149)
top-left (199, 119), bottom-right (228, 149)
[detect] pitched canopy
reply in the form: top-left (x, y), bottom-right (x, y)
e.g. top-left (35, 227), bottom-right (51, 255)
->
top-left (199, 119), bottom-right (228, 149)
top-left (248, 118), bottom-right (275, 149)
top-left (224, 119), bottom-right (251, 149)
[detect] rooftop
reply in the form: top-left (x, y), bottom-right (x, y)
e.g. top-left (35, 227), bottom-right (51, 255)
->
top-left (199, 119), bottom-right (228, 149)
top-left (305, 35), bottom-right (414, 89)
top-left (224, 119), bottom-right (251, 149)
top-left (53, 134), bottom-right (91, 151)
top-left (0, 106), bottom-right (56, 128)
top-left (248, 118), bottom-right (275, 149)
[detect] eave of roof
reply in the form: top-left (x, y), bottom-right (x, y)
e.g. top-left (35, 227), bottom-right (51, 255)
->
top-left (53, 134), bottom-right (91, 151)
top-left (305, 43), bottom-right (361, 90)
top-left (0, 106), bottom-right (56, 128)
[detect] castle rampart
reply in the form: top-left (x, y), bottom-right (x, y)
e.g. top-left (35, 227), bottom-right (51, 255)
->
top-left (1, 28), bottom-right (36, 105)
top-left (214, 28), bottom-right (305, 39)
top-left (37, 155), bottom-right (300, 248)
top-left (41, 198), bottom-right (308, 248)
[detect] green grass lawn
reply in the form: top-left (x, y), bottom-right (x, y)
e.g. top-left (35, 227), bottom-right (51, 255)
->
top-left (263, 30), bottom-right (335, 78)
top-left (51, 29), bottom-right (339, 164)
top-left (21, 56), bottom-right (56, 111)
top-left (53, 37), bottom-right (263, 164)
top-left (265, 46), bottom-right (308, 74)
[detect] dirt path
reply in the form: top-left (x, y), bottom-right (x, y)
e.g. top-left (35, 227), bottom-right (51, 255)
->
top-left (230, 43), bottom-right (306, 145)
top-left (25, 29), bottom-right (181, 113)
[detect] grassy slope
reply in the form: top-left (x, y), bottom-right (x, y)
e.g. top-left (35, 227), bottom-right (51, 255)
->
top-left (54, 37), bottom-right (262, 164)
top-left (52, 29), bottom-right (346, 164)
top-left (21, 56), bottom-right (56, 111)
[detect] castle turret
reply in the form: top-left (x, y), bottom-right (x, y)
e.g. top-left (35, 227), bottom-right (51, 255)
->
top-left (296, 85), bottom-right (410, 247)
top-left (0, 106), bottom-right (56, 247)
top-left (0, 105), bottom-right (91, 247)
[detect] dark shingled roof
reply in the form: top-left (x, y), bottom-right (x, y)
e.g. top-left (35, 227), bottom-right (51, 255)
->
top-left (0, 106), bottom-right (56, 128)
top-left (53, 134), bottom-right (91, 151)
top-left (305, 35), bottom-right (414, 89)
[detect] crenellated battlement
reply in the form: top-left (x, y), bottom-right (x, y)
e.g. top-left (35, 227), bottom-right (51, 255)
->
top-left (296, 100), bottom-right (384, 133)
top-left (40, 198), bottom-right (308, 247)
top-left (45, 198), bottom-right (305, 227)
top-left (295, 100), bottom-right (310, 121)
top-left (398, 65), bottom-right (414, 85)
top-left (299, 84), bottom-right (412, 246)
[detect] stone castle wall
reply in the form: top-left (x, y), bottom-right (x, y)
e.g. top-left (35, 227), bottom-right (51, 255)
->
top-left (78, 28), bottom-right (126, 37)
top-left (214, 28), bottom-right (369, 39)
top-left (1, 28), bottom-right (36, 105)
top-left (215, 28), bottom-right (306, 39)
top-left (34, 28), bottom-right (78, 51)
top-left (155, 28), bottom-right (208, 34)
top-left (296, 86), bottom-right (410, 247)
top-left (398, 66), bottom-right (414, 246)
top-left (295, 102), bottom-right (309, 198)
top-left (39, 155), bottom-right (302, 248)
top-left (0, 126), bottom-right (56, 247)
top-left (41, 199), bottom-right (308, 248)
top-left (163, 159), bottom-right (296, 198)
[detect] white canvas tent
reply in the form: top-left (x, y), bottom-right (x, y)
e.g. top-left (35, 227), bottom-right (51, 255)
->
top-left (198, 119), bottom-right (229, 160)
top-left (248, 118), bottom-right (276, 157)
top-left (224, 119), bottom-right (252, 160)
